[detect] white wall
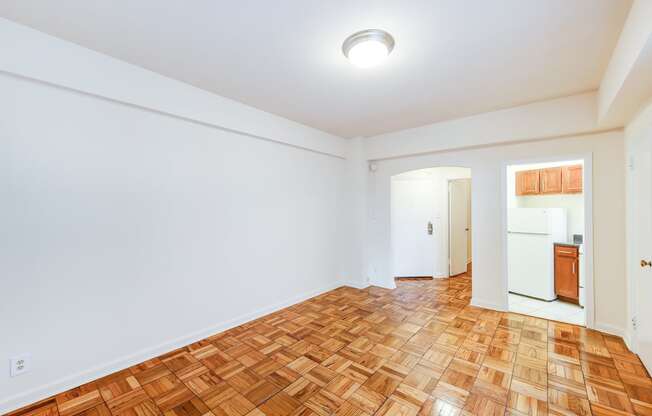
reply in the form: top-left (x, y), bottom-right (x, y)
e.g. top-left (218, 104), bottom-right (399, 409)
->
top-left (365, 131), bottom-right (626, 335)
top-left (0, 25), bottom-right (347, 414)
top-left (337, 138), bottom-right (369, 288)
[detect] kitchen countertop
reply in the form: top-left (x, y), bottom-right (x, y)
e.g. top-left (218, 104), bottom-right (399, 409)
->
top-left (554, 242), bottom-right (580, 247)
top-left (554, 241), bottom-right (583, 254)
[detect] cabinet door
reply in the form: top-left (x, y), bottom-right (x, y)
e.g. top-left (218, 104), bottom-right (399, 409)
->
top-left (540, 167), bottom-right (563, 194)
top-left (555, 248), bottom-right (579, 300)
top-left (562, 165), bottom-right (583, 193)
top-left (516, 170), bottom-right (540, 195)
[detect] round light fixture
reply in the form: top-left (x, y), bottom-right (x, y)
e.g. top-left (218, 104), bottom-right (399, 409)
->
top-left (342, 29), bottom-right (395, 68)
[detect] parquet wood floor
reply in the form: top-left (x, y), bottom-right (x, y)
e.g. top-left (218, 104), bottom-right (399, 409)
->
top-left (6, 275), bottom-right (652, 416)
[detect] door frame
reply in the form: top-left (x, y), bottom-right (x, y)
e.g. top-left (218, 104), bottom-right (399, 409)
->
top-left (448, 178), bottom-right (471, 276)
top-left (500, 152), bottom-right (595, 330)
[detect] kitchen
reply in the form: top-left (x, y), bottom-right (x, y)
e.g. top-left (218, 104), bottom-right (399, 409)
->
top-left (506, 160), bottom-right (586, 325)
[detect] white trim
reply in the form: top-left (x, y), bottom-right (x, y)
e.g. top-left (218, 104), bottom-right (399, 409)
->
top-left (0, 281), bottom-right (345, 415)
top-left (500, 153), bottom-right (595, 329)
top-left (342, 281), bottom-right (371, 290)
top-left (594, 322), bottom-right (627, 338)
top-left (623, 329), bottom-right (636, 352)
top-left (471, 298), bottom-right (507, 312)
top-left (0, 19), bottom-right (346, 159)
top-left (364, 92), bottom-right (614, 161)
top-left (371, 280), bottom-right (397, 290)
top-left (583, 155), bottom-right (595, 329)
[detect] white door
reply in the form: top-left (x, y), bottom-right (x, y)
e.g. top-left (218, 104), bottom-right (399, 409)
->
top-left (449, 179), bottom-right (469, 275)
top-left (632, 130), bottom-right (652, 371)
top-left (391, 179), bottom-right (435, 277)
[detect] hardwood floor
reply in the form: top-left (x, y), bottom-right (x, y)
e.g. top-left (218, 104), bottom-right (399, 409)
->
top-left (6, 274), bottom-right (652, 416)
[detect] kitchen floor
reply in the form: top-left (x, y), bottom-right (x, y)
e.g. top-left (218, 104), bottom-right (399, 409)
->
top-left (508, 293), bottom-right (585, 325)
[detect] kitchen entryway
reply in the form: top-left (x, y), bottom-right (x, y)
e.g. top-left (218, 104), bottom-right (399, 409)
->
top-left (508, 293), bottom-right (584, 324)
top-left (505, 160), bottom-right (588, 326)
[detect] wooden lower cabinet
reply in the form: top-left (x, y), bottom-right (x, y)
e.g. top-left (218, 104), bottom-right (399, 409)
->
top-left (554, 243), bottom-right (579, 303)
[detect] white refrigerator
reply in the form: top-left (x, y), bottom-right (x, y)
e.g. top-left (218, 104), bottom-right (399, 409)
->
top-left (508, 208), bottom-right (567, 301)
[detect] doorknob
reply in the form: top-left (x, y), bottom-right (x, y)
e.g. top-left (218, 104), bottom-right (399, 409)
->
top-left (642, 259), bottom-right (652, 268)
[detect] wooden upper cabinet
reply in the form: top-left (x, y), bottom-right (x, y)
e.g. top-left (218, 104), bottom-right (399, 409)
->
top-left (514, 164), bottom-right (583, 196)
top-left (540, 167), bottom-right (563, 194)
top-left (562, 165), bottom-right (583, 193)
top-left (516, 170), bottom-right (540, 195)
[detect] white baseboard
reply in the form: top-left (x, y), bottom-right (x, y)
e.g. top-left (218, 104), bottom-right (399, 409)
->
top-left (369, 278), bottom-right (396, 289)
top-left (594, 323), bottom-right (639, 354)
top-left (582, 319), bottom-right (641, 355)
top-left (341, 279), bottom-right (370, 289)
top-left (593, 322), bottom-right (627, 338)
top-left (0, 281), bottom-right (344, 415)
top-left (623, 329), bottom-right (636, 353)
top-left (471, 298), bottom-right (507, 312)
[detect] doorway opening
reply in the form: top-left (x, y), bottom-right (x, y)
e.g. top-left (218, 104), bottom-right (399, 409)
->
top-left (505, 159), bottom-right (587, 326)
top-left (391, 167), bottom-right (472, 280)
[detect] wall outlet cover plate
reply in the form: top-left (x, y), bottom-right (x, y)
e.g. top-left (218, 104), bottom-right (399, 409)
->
top-left (10, 354), bottom-right (31, 377)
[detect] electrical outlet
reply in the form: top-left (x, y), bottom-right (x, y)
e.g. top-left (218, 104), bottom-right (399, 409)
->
top-left (10, 354), bottom-right (31, 377)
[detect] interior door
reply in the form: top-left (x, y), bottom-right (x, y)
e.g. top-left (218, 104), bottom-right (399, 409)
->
top-left (632, 130), bottom-right (652, 371)
top-left (391, 179), bottom-right (435, 277)
top-left (449, 179), bottom-right (469, 275)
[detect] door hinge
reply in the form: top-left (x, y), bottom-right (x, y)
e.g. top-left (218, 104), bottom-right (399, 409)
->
top-left (632, 316), bottom-right (638, 331)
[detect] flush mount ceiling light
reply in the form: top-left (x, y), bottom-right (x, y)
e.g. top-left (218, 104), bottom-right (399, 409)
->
top-left (342, 29), bottom-right (395, 68)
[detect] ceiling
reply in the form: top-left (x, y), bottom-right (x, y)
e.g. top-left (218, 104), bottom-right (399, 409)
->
top-left (0, 1), bottom-right (632, 138)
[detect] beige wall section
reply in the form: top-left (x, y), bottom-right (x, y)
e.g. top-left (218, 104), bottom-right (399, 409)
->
top-left (365, 130), bottom-right (626, 334)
